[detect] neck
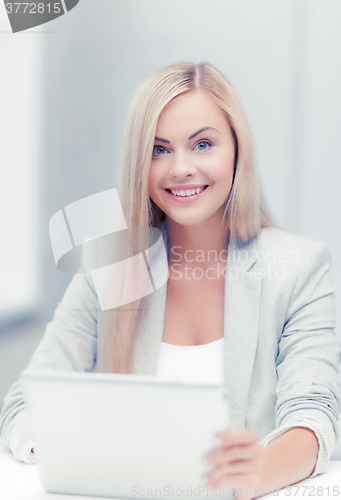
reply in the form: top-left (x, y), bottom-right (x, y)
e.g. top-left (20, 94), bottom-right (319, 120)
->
top-left (165, 213), bottom-right (230, 266)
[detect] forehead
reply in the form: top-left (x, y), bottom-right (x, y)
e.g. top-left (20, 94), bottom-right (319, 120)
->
top-left (156, 89), bottom-right (228, 133)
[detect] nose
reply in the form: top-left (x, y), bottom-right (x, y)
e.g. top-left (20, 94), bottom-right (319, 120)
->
top-left (168, 152), bottom-right (197, 178)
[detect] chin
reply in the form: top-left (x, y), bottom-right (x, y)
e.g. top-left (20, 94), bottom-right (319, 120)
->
top-left (165, 211), bottom-right (214, 227)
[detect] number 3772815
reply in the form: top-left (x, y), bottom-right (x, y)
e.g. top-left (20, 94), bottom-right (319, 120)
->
top-left (5, 3), bottom-right (62, 14)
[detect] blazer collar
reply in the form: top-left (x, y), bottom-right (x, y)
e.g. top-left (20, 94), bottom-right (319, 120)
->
top-left (134, 222), bottom-right (262, 429)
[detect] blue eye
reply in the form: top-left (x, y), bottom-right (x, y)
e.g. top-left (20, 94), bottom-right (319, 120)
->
top-left (153, 145), bottom-right (169, 156)
top-left (194, 140), bottom-right (212, 151)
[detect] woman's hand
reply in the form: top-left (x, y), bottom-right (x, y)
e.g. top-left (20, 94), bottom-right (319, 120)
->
top-left (202, 428), bottom-right (267, 500)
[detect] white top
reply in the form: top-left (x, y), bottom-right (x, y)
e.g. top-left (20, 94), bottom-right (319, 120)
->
top-left (155, 337), bottom-right (224, 383)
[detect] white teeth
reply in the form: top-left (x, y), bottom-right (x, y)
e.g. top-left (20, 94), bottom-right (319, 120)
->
top-left (170, 186), bottom-right (206, 197)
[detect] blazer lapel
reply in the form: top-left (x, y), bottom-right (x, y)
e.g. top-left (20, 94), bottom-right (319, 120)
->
top-left (224, 233), bottom-right (262, 429)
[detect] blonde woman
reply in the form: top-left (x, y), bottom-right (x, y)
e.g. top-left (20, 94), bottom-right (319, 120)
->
top-left (1, 62), bottom-right (341, 499)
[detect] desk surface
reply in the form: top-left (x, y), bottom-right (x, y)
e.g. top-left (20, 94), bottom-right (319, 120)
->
top-left (1, 443), bottom-right (340, 500)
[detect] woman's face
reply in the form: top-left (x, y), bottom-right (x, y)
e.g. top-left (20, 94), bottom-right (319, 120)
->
top-left (148, 89), bottom-right (236, 227)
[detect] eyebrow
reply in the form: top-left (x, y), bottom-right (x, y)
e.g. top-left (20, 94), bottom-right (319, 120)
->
top-left (155, 126), bottom-right (219, 144)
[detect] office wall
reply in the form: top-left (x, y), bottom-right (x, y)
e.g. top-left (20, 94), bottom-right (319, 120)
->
top-left (301, 1), bottom-right (341, 332)
top-left (0, 12), bottom-right (42, 321)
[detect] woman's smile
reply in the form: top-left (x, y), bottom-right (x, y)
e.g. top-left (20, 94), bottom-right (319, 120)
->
top-left (164, 184), bottom-right (209, 203)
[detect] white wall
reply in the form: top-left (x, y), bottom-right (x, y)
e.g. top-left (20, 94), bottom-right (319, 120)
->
top-left (0, 8), bottom-right (42, 321)
top-left (301, 1), bottom-right (341, 328)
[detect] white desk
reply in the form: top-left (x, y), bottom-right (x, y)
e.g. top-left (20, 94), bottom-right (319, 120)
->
top-left (1, 443), bottom-right (340, 500)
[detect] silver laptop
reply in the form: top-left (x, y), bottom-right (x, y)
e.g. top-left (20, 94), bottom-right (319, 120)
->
top-left (22, 370), bottom-right (231, 500)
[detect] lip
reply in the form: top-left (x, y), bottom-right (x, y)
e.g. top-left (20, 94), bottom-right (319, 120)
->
top-left (164, 184), bottom-right (209, 204)
top-left (164, 184), bottom-right (208, 190)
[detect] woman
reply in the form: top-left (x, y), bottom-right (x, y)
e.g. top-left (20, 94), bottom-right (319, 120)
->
top-left (1, 62), bottom-right (340, 499)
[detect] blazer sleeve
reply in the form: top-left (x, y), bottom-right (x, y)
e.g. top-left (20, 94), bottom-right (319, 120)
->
top-left (0, 271), bottom-right (99, 464)
top-left (260, 240), bottom-right (341, 477)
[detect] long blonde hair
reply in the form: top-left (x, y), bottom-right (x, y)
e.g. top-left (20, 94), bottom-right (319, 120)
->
top-left (95, 62), bottom-right (277, 374)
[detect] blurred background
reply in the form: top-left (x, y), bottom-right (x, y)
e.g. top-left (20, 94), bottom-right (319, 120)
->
top-left (1, 0), bottom-right (341, 456)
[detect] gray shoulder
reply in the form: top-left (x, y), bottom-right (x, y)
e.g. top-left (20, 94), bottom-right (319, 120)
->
top-left (257, 227), bottom-right (326, 252)
top-left (255, 227), bottom-right (330, 267)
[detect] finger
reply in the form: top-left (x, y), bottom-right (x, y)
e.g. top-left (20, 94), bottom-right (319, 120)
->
top-left (204, 461), bottom-right (251, 487)
top-left (204, 443), bottom-right (257, 467)
top-left (216, 428), bottom-right (258, 449)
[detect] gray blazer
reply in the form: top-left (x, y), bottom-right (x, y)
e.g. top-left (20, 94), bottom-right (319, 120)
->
top-left (1, 224), bottom-right (341, 476)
